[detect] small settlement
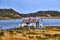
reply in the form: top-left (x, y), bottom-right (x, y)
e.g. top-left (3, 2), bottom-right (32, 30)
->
top-left (19, 17), bottom-right (43, 29)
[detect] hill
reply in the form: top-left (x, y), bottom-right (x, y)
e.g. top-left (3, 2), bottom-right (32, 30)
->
top-left (0, 8), bottom-right (60, 20)
top-left (22, 11), bottom-right (60, 18)
top-left (0, 8), bottom-right (22, 20)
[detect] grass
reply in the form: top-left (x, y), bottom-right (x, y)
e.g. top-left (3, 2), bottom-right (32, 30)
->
top-left (0, 38), bottom-right (2, 40)
top-left (0, 26), bottom-right (60, 40)
top-left (36, 36), bottom-right (47, 40)
top-left (26, 31), bottom-right (37, 35)
top-left (0, 31), bottom-right (3, 40)
top-left (28, 36), bottom-right (34, 38)
top-left (0, 32), bottom-right (4, 37)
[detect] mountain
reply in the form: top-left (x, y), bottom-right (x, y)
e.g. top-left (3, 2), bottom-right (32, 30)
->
top-left (0, 8), bottom-right (60, 20)
top-left (0, 8), bottom-right (22, 19)
top-left (22, 11), bottom-right (60, 18)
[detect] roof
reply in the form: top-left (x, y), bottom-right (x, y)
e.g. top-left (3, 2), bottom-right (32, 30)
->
top-left (22, 17), bottom-right (39, 23)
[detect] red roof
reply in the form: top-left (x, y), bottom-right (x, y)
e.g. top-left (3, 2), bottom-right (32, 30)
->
top-left (23, 18), bottom-right (39, 23)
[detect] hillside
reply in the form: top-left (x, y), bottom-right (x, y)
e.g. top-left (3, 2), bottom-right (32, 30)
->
top-left (22, 11), bottom-right (60, 18)
top-left (0, 26), bottom-right (60, 40)
top-left (0, 9), bottom-right (60, 20)
top-left (0, 8), bottom-right (22, 20)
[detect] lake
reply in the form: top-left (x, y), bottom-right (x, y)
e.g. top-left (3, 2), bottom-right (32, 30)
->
top-left (0, 18), bottom-right (60, 29)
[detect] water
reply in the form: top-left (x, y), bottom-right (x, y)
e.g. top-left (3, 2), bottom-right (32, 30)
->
top-left (0, 19), bottom-right (22, 29)
top-left (0, 18), bottom-right (60, 29)
top-left (42, 18), bottom-right (60, 26)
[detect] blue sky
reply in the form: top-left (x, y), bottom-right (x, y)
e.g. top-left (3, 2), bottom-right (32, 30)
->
top-left (0, 0), bottom-right (60, 14)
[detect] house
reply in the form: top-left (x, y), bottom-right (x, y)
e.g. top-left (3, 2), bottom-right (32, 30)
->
top-left (19, 17), bottom-right (43, 28)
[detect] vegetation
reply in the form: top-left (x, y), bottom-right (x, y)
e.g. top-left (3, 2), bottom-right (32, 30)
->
top-left (0, 30), bottom-right (4, 40)
top-left (28, 36), bottom-right (34, 38)
top-left (0, 32), bottom-right (4, 37)
top-left (26, 31), bottom-right (37, 35)
top-left (22, 11), bottom-right (60, 18)
top-left (0, 8), bottom-right (60, 20)
top-left (0, 26), bottom-right (60, 40)
top-left (0, 8), bottom-right (22, 19)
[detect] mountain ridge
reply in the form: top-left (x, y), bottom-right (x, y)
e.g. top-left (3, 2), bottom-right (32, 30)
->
top-left (0, 8), bottom-right (60, 20)
top-left (0, 8), bottom-right (22, 19)
top-left (22, 11), bottom-right (60, 18)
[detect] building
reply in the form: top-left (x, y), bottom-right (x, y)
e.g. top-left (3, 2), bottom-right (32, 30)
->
top-left (19, 17), bottom-right (43, 28)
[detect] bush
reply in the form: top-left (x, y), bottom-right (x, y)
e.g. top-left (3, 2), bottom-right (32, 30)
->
top-left (0, 31), bottom-right (4, 37)
top-left (28, 36), bottom-right (34, 38)
top-left (15, 30), bottom-right (22, 33)
top-left (53, 34), bottom-right (60, 38)
top-left (8, 30), bottom-right (14, 35)
top-left (23, 34), bottom-right (26, 37)
top-left (26, 31), bottom-right (37, 35)
top-left (44, 34), bottom-right (52, 38)
top-left (30, 26), bottom-right (35, 29)
top-left (36, 36), bottom-right (41, 39)
top-left (0, 38), bottom-right (2, 40)
top-left (36, 36), bottom-right (47, 40)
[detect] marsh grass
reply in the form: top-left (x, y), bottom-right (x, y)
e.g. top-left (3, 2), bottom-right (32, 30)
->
top-left (0, 31), bottom-right (4, 40)
top-left (28, 36), bottom-right (34, 38)
top-left (0, 26), bottom-right (60, 40)
top-left (26, 31), bottom-right (37, 35)
top-left (23, 34), bottom-right (26, 37)
top-left (0, 38), bottom-right (2, 40)
top-left (36, 36), bottom-right (47, 40)
top-left (43, 34), bottom-right (60, 40)
top-left (8, 30), bottom-right (14, 35)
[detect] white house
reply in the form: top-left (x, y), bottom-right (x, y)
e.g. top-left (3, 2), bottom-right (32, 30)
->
top-left (19, 17), bottom-right (43, 28)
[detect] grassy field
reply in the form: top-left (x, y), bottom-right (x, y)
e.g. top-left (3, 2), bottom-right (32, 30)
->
top-left (0, 26), bottom-right (60, 40)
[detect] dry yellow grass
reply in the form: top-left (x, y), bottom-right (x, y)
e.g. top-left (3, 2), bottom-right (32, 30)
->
top-left (0, 26), bottom-right (60, 40)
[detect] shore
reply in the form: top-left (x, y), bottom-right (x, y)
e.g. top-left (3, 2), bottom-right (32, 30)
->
top-left (0, 26), bottom-right (60, 40)
top-left (0, 17), bottom-right (60, 20)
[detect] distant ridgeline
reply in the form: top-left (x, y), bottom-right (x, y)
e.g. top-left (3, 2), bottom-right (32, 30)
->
top-left (0, 8), bottom-right (60, 20)
top-left (22, 11), bottom-right (60, 18)
top-left (0, 8), bottom-right (22, 19)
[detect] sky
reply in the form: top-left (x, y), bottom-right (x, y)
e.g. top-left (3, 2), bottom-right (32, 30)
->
top-left (0, 0), bottom-right (60, 14)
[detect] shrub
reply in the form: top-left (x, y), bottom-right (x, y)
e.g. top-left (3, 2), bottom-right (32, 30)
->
top-left (0, 32), bottom-right (3, 40)
top-left (44, 34), bottom-right (52, 38)
top-left (0, 31), bottom-right (4, 37)
top-left (23, 34), bottom-right (26, 37)
top-left (53, 34), bottom-right (60, 39)
top-left (8, 30), bottom-right (14, 35)
top-left (38, 38), bottom-right (47, 40)
top-left (28, 36), bottom-right (34, 38)
top-left (26, 31), bottom-right (37, 35)
top-left (0, 38), bottom-right (2, 40)
top-left (36, 36), bottom-right (47, 40)
top-left (36, 36), bottom-right (41, 39)
top-left (16, 30), bottom-right (22, 33)
top-left (30, 26), bottom-right (35, 29)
